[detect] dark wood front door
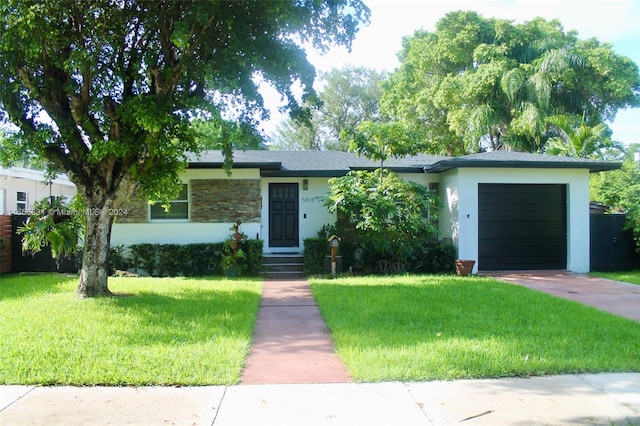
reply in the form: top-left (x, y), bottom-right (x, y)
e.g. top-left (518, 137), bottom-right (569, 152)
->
top-left (269, 183), bottom-right (299, 248)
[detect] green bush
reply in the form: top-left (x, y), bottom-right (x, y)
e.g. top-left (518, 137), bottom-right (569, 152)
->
top-left (157, 244), bottom-right (182, 277)
top-left (130, 243), bottom-right (159, 276)
top-left (109, 244), bottom-right (131, 274)
top-left (412, 238), bottom-right (456, 274)
top-left (357, 238), bottom-right (456, 275)
top-left (184, 243), bottom-right (223, 276)
top-left (242, 239), bottom-right (264, 276)
top-left (303, 238), bottom-right (328, 274)
top-left (123, 241), bottom-right (261, 277)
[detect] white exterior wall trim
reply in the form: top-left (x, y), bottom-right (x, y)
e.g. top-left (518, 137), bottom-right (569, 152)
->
top-left (440, 167), bottom-right (590, 273)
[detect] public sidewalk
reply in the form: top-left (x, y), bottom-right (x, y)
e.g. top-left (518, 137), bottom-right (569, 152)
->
top-left (2, 373), bottom-right (639, 425)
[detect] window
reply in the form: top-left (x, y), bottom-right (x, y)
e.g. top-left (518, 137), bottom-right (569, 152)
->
top-left (16, 191), bottom-right (27, 212)
top-left (149, 184), bottom-right (189, 221)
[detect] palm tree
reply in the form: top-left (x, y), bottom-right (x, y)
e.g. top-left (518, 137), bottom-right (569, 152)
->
top-left (545, 113), bottom-right (620, 159)
top-left (499, 48), bottom-right (587, 153)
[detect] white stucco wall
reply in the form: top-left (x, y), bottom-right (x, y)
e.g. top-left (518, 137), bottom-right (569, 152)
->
top-left (111, 168), bottom-right (262, 246)
top-left (0, 167), bottom-right (77, 214)
top-left (110, 168), bottom-right (441, 253)
top-left (260, 177), bottom-right (336, 253)
top-left (439, 167), bottom-right (591, 273)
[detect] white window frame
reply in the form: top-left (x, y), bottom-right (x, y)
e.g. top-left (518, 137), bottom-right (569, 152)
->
top-left (149, 183), bottom-right (189, 222)
top-left (16, 191), bottom-right (27, 212)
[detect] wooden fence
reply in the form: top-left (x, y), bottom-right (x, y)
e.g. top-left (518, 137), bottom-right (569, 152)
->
top-left (0, 215), bottom-right (11, 273)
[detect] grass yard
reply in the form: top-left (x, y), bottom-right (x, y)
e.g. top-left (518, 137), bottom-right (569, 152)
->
top-left (591, 270), bottom-right (640, 286)
top-left (0, 273), bottom-right (261, 386)
top-left (310, 275), bottom-right (640, 382)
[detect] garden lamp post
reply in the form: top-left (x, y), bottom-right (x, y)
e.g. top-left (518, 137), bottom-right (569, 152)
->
top-left (328, 235), bottom-right (341, 278)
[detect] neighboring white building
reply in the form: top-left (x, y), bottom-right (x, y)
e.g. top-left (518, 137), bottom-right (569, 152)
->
top-left (110, 150), bottom-right (620, 273)
top-left (0, 166), bottom-right (77, 215)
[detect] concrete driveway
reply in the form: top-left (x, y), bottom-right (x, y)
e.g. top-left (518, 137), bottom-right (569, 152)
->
top-left (485, 271), bottom-right (640, 322)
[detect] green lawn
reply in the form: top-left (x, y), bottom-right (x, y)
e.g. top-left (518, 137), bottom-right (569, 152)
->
top-left (311, 275), bottom-right (640, 382)
top-left (591, 270), bottom-right (640, 285)
top-left (0, 274), bottom-right (261, 386)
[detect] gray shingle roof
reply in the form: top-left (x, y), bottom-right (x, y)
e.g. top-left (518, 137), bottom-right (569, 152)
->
top-left (187, 150), bottom-right (449, 176)
top-left (186, 150), bottom-right (620, 175)
top-left (424, 151), bottom-right (621, 173)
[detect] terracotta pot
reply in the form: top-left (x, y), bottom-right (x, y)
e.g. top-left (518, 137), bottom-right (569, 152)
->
top-left (455, 259), bottom-right (475, 276)
top-left (229, 240), bottom-right (239, 251)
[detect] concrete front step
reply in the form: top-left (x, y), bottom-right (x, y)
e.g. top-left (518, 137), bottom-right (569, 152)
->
top-left (262, 254), bottom-right (304, 279)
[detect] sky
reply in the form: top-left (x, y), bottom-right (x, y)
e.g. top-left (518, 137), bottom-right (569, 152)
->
top-left (261, 0), bottom-right (640, 146)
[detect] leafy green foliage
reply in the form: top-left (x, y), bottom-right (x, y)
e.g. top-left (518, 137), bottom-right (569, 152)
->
top-left (410, 239), bottom-right (457, 274)
top-left (270, 66), bottom-right (386, 151)
top-left (591, 148), bottom-right (640, 251)
top-left (303, 237), bottom-right (329, 274)
top-left (382, 11), bottom-right (640, 155)
top-left (17, 196), bottom-right (84, 262)
top-left (326, 169), bottom-right (439, 263)
top-left (0, 0), bottom-right (369, 296)
top-left (545, 114), bottom-right (620, 159)
top-left (125, 240), bottom-right (263, 278)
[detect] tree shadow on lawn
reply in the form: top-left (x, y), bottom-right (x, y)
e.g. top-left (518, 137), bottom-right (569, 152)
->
top-left (105, 286), bottom-right (261, 347)
top-left (312, 277), bottom-right (640, 380)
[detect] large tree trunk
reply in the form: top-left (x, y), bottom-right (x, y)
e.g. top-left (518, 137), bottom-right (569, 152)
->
top-left (76, 199), bottom-right (116, 298)
top-left (71, 168), bottom-right (137, 298)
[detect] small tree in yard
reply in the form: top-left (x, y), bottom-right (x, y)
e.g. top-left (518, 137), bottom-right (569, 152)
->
top-left (0, 0), bottom-right (369, 297)
top-left (328, 121), bottom-right (439, 267)
top-left (327, 169), bottom-right (439, 265)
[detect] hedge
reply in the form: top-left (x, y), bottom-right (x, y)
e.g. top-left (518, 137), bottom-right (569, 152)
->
top-left (110, 240), bottom-right (263, 277)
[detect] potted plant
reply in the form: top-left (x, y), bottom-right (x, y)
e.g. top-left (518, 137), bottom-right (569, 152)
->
top-left (455, 259), bottom-right (475, 276)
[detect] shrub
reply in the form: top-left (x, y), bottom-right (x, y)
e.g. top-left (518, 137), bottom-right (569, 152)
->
top-left (130, 243), bottom-right (159, 276)
top-left (242, 239), bottom-right (264, 276)
top-left (123, 241), bottom-right (261, 277)
top-left (157, 244), bottom-right (182, 277)
top-left (109, 244), bottom-right (131, 274)
top-left (303, 238), bottom-right (328, 274)
top-left (182, 243), bottom-right (223, 276)
top-left (356, 238), bottom-right (456, 275)
top-left (411, 238), bottom-right (457, 274)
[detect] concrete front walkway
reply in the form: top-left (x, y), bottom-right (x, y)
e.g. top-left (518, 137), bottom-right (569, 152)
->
top-left (487, 271), bottom-right (640, 322)
top-left (240, 278), bottom-right (351, 384)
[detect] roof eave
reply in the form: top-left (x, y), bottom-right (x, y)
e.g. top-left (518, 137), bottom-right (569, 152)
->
top-left (187, 161), bottom-right (281, 170)
top-left (424, 160), bottom-right (622, 173)
top-left (260, 170), bottom-right (349, 178)
top-left (349, 166), bottom-right (427, 174)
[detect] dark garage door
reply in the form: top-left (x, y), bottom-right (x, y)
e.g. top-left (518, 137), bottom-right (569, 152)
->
top-left (478, 184), bottom-right (567, 270)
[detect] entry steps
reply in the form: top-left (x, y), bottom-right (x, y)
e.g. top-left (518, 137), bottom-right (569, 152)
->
top-left (261, 254), bottom-right (305, 279)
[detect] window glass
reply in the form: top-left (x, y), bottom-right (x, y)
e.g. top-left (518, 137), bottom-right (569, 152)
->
top-left (16, 191), bottom-right (27, 211)
top-left (149, 184), bottom-right (188, 220)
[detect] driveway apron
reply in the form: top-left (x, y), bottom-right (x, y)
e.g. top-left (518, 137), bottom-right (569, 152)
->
top-left (487, 271), bottom-right (640, 322)
top-left (240, 278), bottom-right (351, 384)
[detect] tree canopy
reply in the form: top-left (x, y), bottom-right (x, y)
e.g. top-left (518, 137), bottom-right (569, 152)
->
top-left (269, 65), bottom-right (385, 150)
top-left (382, 11), bottom-right (640, 155)
top-left (0, 0), bottom-right (369, 297)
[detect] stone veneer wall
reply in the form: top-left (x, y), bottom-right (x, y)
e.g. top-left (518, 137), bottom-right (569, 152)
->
top-left (116, 179), bottom-right (261, 224)
top-left (191, 179), bottom-right (261, 223)
top-left (117, 193), bottom-right (148, 223)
